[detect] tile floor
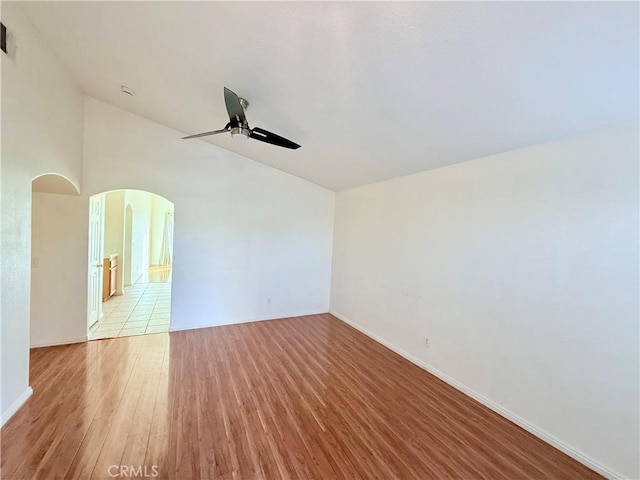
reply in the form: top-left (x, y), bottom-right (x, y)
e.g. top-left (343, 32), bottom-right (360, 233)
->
top-left (89, 282), bottom-right (171, 340)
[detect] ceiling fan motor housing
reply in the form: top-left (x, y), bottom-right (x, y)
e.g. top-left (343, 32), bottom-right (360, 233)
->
top-left (230, 126), bottom-right (250, 139)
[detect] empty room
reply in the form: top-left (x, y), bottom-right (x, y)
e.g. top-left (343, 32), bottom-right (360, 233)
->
top-left (1, 1), bottom-right (638, 479)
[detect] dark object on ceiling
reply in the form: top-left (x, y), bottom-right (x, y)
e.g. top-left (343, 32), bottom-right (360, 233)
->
top-left (182, 87), bottom-right (301, 150)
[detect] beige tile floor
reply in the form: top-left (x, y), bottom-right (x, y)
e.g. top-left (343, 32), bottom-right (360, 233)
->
top-left (89, 282), bottom-right (171, 340)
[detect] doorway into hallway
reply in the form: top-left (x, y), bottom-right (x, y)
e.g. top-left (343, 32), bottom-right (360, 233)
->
top-left (86, 189), bottom-right (174, 340)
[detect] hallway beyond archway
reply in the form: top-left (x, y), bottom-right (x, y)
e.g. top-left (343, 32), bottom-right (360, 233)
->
top-left (87, 189), bottom-right (174, 340)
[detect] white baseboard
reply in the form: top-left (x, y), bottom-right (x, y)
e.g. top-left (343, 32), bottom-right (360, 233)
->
top-left (30, 335), bottom-right (88, 348)
top-left (1, 387), bottom-right (33, 427)
top-left (330, 310), bottom-right (622, 480)
top-left (170, 310), bottom-right (327, 333)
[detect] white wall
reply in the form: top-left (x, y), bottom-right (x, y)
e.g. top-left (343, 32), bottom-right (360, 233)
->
top-left (31, 192), bottom-right (88, 347)
top-left (1, 3), bottom-right (84, 424)
top-left (104, 190), bottom-right (124, 293)
top-left (123, 190), bottom-right (152, 283)
top-left (330, 124), bottom-right (639, 479)
top-left (150, 194), bottom-right (174, 266)
top-left (104, 190), bottom-right (125, 258)
top-left (64, 97), bottom-right (333, 334)
top-left (22, 95), bottom-right (333, 353)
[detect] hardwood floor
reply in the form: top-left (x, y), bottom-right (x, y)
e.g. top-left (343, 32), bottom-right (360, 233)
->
top-left (1, 314), bottom-right (600, 479)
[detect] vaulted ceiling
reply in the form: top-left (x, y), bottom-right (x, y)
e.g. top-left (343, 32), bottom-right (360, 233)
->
top-left (17, 1), bottom-right (639, 191)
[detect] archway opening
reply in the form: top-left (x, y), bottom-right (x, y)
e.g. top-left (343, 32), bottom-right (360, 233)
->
top-left (87, 189), bottom-right (174, 340)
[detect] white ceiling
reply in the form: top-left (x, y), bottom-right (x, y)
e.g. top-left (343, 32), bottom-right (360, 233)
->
top-left (17, 1), bottom-right (638, 191)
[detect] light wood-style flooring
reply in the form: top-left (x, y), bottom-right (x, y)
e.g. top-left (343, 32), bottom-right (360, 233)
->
top-left (1, 313), bottom-right (600, 479)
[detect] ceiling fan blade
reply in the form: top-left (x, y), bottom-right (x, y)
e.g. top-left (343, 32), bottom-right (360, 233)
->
top-left (250, 127), bottom-right (301, 149)
top-left (182, 127), bottom-right (229, 140)
top-left (224, 87), bottom-right (247, 126)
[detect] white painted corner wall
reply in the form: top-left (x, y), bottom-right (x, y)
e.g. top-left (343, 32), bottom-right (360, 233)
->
top-left (82, 97), bottom-right (335, 332)
top-left (1, 2), bottom-right (84, 424)
top-left (29, 97), bottom-right (335, 348)
top-left (30, 192), bottom-right (89, 348)
top-left (330, 124), bottom-right (640, 479)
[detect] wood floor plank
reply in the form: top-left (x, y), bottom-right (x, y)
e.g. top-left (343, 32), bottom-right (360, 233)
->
top-left (1, 314), bottom-right (602, 479)
top-left (119, 335), bottom-right (168, 470)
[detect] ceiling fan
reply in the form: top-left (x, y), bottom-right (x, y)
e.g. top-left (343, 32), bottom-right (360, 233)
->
top-left (182, 87), bottom-right (301, 149)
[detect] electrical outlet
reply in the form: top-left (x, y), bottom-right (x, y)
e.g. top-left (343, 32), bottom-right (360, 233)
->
top-left (424, 337), bottom-right (429, 347)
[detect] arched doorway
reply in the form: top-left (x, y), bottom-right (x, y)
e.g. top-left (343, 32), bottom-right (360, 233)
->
top-left (30, 173), bottom-right (85, 348)
top-left (87, 189), bottom-right (174, 340)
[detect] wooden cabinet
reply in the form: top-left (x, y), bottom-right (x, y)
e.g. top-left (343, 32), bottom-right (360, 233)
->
top-left (102, 254), bottom-right (118, 301)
